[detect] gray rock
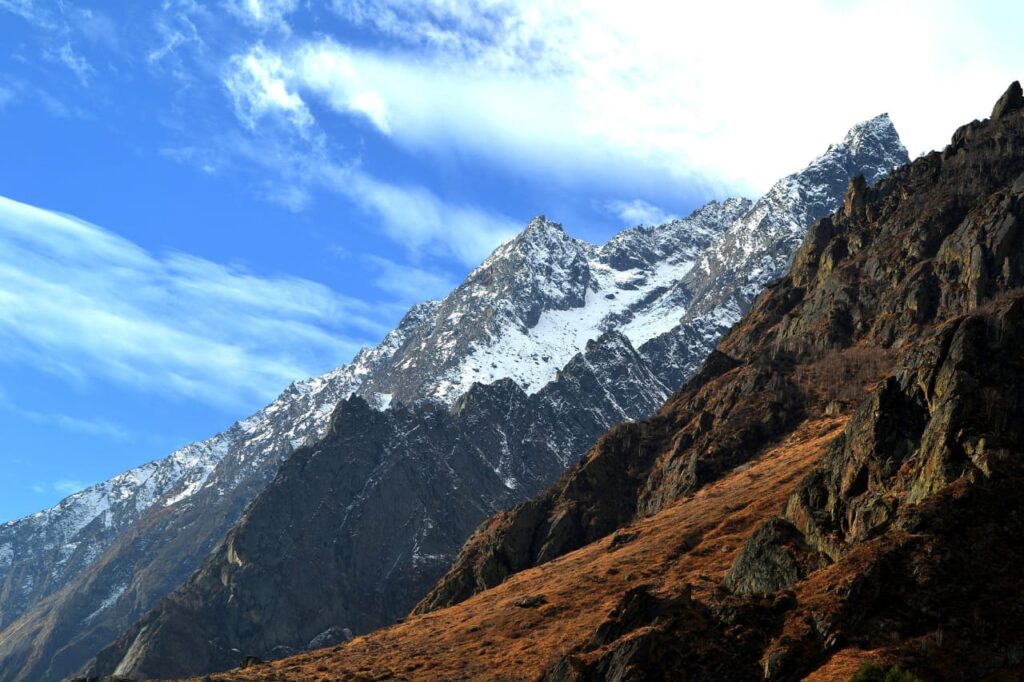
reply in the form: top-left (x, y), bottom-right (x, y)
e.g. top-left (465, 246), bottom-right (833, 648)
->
top-left (723, 517), bottom-right (828, 595)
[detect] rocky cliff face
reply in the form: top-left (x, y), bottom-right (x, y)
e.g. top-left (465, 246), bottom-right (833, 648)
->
top-left (82, 332), bottom-right (667, 679)
top-left (385, 83), bottom-right (1024, 682)
top-left (0, 304), bottom-right (434, 640)
top-left (0, 114), bottom-right (906, 682)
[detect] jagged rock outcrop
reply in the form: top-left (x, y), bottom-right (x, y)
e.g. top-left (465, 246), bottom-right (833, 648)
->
top-left (0, 199), bottom-right (747, 682)
top-left (415, 349), bottom-right (808, 613)
top-left (189, 84), bottom-right (1024, 682)
top-left (401, 85), bottom-right (1024, 682)
top-left (413, 118), bottom-right (911, 615)
top-left (84, 333), bottom-right (667, 679)
top-left (722, 518), bottom-right (828, 596)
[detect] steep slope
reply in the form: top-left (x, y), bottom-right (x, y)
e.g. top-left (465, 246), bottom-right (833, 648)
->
top-left (417, 90), bottom-right (1018, 616)
top-left (84, 333), bottom-right (667, 679)
top-left (0, 350), bottom-right (392, 682)
top-left (208, 83), bottom-right (1024, 681)
top-left (1, 115), bottom-right (905, 682)
top-left (75, 117), bottom-right (908, 682)
top-left (0, 211), bottom-right (734, 682)
top-left (0, 207), bottom-right (727, 681)
top-left (199, 417), bottom-right (848, 682)
top-left (0, 301), bottom-right (435, 634)
top-left (638, 114), bottom-right (907, 388)
top-left (0, 438), bottom-right (222, 634)
top-left (0, 202), bottom-right (740, 640)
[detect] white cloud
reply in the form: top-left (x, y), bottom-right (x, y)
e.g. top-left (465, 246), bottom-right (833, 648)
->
top-left (364, 255), bottom-right (458, 302)
top-left (0, 195), bottom-right (386, 409)
top-left (184, 121), bottom-right (521, 265)
top-left (73, 8), bottom-right (119, 49)
top-left (0, 0), bottom-right (54, 27)
top-left (237, 1), bottom-right (1024, 195)
top-left (0, 85), bottom-right (15, 110)
top-left (29, 479), bottom-right (90, 496)
top-left (225, 44), bottom-right (315, 134)
top-left (606, 199), bottom-right (674, 227)
top-left (319, 163), bottom-right (521, 265)
top-left (147, 6), bottom-right (205, 78)
top-left (0, 384), bottom-right (131, 440)
top-left (50, 41), bottom-right (94, 85)
top-left (52, 479), bottom-right (86, 494)
top-left (28, 479), bottom-right (91, 496)
top-left (226, 0), bottom-right (299, 31)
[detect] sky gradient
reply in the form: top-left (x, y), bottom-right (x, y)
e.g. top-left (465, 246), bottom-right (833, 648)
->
top-left (1, 0), bottom-right (1023, 521)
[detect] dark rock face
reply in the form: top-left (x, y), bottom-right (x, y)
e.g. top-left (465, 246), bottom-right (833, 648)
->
top-left (414, 122), bottom-right (911, 617)
top-left (83, 333), bottom-right (669, 680)
top-left (992, 80), bottom-right (1023, 120)
top-left (0, 198), bottom-right (742, 682)
top-left (539, 85), bottom-right (1024, 681)
top-left (722, 518), bottom-right (827, 595)
top-left (416, 352), bottom-right (807, 613)
top-left (418, 84), bottom-right (1024, 682)
top-left (542, 586), bottom-right (780, 682)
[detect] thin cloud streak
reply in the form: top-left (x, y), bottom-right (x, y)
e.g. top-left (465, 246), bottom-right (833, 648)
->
top-left (0, 388), bottom-right (120, 440)
top-left (185, 123), bottom-right (522, 266)
top-left (0, 195), bottom-right (385, 409)
top-left (363, 255), bottom-right (458, 303)
top-left (52, 479), bottom-right (86, 494)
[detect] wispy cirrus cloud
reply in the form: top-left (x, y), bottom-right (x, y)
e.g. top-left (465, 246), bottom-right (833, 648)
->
top-left (605, 199), bottom-right (675, 228)
top-left (0, 85), bottom-right (15, 110)
top-left (31, 477), bottom-right (86, 493)
top-left (238, 0), bottom-right (1024, 196)
top-left (2, 0), bottom-right (113, 86)
top-left (49, 41), bottom-right (94, 85)
top-left (0, 195), bottom-right (386, 409)
top-left (6, 405), bottom-right (131, 440)
top-left (0, 385), bottom-right (128, 439)
top-left (319, 164), bottom-right (521, 265)
top-left (52, 479), bottom-right (86, 494)
top-left (224, 43), bottom-right (316, 135)
top-left (225, 0), bottom-right (300, 32)
top-left (363, 255), bottom-right (458, 303)
top-left (28, 479), bottom-right (86, 495)
top-left (218, 46), bottom-right (522, 265)
top-left (0, 0), bottom-right (51, 26)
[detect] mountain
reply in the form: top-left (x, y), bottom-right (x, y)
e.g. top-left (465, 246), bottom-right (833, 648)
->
top-left (637, 114), bottom-right (906, 388)
top-left (0, 115), bottom-right (906, 682)
top-left (82, 333), bottom-right (668, 679)
top-left (74, 120), bottom-right (907, 681)
top-left (208, 82), bottom-right (1024, 682)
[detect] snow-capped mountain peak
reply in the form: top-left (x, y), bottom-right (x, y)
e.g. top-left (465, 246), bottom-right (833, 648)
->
top-left (840, 112), bottom-right (900, 154)
top-left (0, 114), bottom-right (911, 682)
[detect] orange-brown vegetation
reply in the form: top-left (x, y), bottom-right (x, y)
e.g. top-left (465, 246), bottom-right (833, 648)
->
top-left (191, 418), bottom-right (848, 682)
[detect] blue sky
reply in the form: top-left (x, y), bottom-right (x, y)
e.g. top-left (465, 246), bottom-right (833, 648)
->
top-left (1, 0), bottom-right (1022, 521)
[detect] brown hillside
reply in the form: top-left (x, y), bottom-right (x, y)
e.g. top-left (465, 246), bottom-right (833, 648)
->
top-left (187, 417), bottom-right (846, 681)
top-left (174, 82), bottom-right (1024, 681)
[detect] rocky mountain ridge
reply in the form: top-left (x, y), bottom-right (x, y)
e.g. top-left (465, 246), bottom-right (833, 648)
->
top-left (0, 114), bottom-right (907, 682)
top-left (218, 82), bottom-right (1024, 682)
top-left (83, 331), bottom-right (669, 679)
top-left (80, 116), bottom-right (906, 681)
